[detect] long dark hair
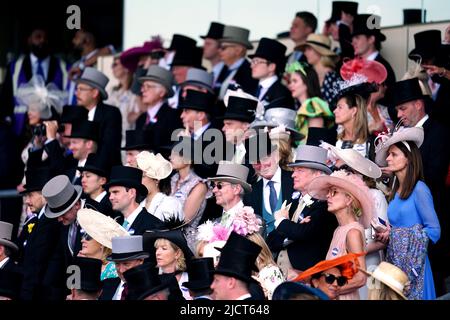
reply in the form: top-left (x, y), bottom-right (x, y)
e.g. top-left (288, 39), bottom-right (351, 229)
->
top-left (297, 64), bottom-right (322, 99)
top-left (389, 141), bottom-right (424, 201)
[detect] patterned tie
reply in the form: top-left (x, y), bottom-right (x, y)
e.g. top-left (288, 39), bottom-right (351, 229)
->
top-left (69, 223), bottom-right (77, 254)
top-left (291, 197), bottom-right (306, 223)
top-left (36, 59), bottom-right (46, 81)
top-left (267, 181), bottom-right (278, 213)
top-left (120, 283), bottom-right (128, 300)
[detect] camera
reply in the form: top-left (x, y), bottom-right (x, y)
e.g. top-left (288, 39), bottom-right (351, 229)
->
top-left (32, 124), bottom-right (46, 136)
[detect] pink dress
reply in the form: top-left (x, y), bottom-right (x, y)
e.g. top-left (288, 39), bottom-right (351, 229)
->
top-left (326, 221), bottom-right (365, 300)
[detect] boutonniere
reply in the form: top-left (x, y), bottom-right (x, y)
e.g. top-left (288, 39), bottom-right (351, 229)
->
top-left (150, 116), bottom-right (158, 123)
top-left (291, 191), bottom-right (301, 200)
top-left (128, 228), bottom-right (135, 235)
top-left (28, 223), bottom-right (36, 234)
top-left (302, 194), bottom-right (314, 207)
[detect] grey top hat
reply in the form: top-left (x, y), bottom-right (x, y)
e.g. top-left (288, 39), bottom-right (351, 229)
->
top-left (138, 65), bottom-right (175, 97)
top-left (75, 67), bottom-right (109, 100)
top-left (180, 68), bottom-right (214, 93)
top-left (42, 175), bottom-right (82, 218)
top-left (220, 25), bottom-right (253, 49)
top-left (207, 162), bottom-right (252, 193)
top-left (107, 235), bottom-right (150, 262)
top-left (251, 108), bottom-right (304, 141)
top-left (0, 222), bottom-right (18, 252)
top-left (288, 145), bottom-right (332, 174)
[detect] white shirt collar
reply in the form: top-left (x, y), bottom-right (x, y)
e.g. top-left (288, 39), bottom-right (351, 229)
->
top-left (236, 293), bottom-right (252, 300)
top-left (228, 57), bottom-right (245, 71)
top-left (123, 204), bottom-right (143, 231)
top-left (366, 51), bottom-right (379, 61)
top-left (147, 101), bottom-right (164, 120)
top-left (38, 206), bottom-right (46, 219)
top-left (94, 191), bottom-right (107, 203)
top-left (259, 75), bottom-right (278, 89)
top-left (0, 257), bottom-right (10, 269)
top-left (87, 106), bottom-right (97, 121)
top-left (193, 122), bottom-right (211, 140)
top-left (212, 61), bottom-right (225, 81)
top-left (263, 166), bottom-right (282, 188)
top-left (415, 114), bottom-right (429, 128)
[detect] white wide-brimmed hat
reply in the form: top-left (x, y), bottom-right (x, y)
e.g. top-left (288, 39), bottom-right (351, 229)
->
top-left (77, 208), bottom-right (128, 249)
top-left (374, 127), bottom-right (424, 167)
top-left (136, 151), bottom-right (173, 181)
top-left (360, 262), bottom-right (409, 299)
top-left (321, 141), bottom-right (382, 179)
top-left (307, 170), bottom-right (374, 228)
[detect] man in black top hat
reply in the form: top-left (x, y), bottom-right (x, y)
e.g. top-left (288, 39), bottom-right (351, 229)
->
top-left (69, 257), bottom-right (103, 300)
top-left (324, 1), bottom-right (358, 60)
top-left (287, 11), bottom-right (317, 65)
top-left (105, 165), bottom-right (164, 236)
top-left (75, 67), bottom-right (123, 167)
top-left (182, 257), bottom-right (215, 300)
top-left (250, 38), bottom-right (294, 109)
top-left (163, 34), bottom-right (197, 70)
top-left (121, 129), bottom-right (153, 167)
top-left (201, 22), bottom-right (226, 92)
top-left (390, 78), bottom-right (450, 295)
top-left (211, 232), bottom-right (262, 300)
top-left (123, 263), bottom-right (170, 300)
top-left (58, 105), bottom-right (88, 149)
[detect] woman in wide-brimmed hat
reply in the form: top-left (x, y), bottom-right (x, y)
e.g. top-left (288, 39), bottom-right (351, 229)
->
top-left (285, 61), bottom-right (335, 145)
top-left (374, 127), bottom-right (440, 300)
top-left (77, 208), bottom-right (128, 280)
top-left (293, 252), bottom-right (365, 300)
top-left (297, 34), bottom-right (340, 106)
top-left (136, 151), bottom-right (183, 222)
top-left (307, 170), bottom-right (375, 300)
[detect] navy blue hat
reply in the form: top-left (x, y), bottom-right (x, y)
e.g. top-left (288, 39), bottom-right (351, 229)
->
top-left (272, 281), bottom-right (329, 300)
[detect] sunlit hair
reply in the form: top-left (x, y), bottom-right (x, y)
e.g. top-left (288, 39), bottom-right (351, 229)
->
top-left (368, 282), bottom-right (404, 300)
top-left (388, 142), bottom-right (424, 201)
top-left (273, 138), bottom-right (294, 171)
top-left (336, 94), bottom-right (369, 144)
top-left (246, 232), bottom-right (276, 270)
top-left (155, 238), bottom-right (186, 271)
top-left (347, 191), bottom-right (363, 220)
top-left (102, 247), bottom-right (112, 263)
top-left (320, 55), bottom-right (337, 70)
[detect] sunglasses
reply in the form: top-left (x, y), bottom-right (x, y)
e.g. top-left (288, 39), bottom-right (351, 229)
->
top-left (322, 273), bottom-right (347, 287)
top-left (82, 233), bottom-right (93, 241)
top-left (209, 181), bottom-right (232, 190)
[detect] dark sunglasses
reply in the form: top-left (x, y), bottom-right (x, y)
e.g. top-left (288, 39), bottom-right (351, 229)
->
top-left (322, 273), bottom-right (347, 287)
top-left (82, 233), bottom-right (93, 241)
top-left (209, 181), bottom-right (231, 190)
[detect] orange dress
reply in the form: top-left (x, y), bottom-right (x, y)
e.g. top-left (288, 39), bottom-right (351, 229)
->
top-left (326, 221), bottom-right (365, 300)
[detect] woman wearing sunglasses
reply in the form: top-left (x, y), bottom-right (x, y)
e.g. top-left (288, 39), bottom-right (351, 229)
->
top-left (294, 253), bottom-right (364, 300)
top-left (307, 170), bottom-right (375, 299)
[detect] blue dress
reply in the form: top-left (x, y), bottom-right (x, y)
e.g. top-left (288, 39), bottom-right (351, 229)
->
top-left (386, 181), bottom-right (441, 300)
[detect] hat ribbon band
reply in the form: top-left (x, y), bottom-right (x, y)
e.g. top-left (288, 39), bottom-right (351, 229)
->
top-left (292, 159), bottom-right (328, 167)
top-left (49, 189), bottom-right (79, 213)
top-left (372, 268), bottom-right (405, 292)
top-left (306, 40), bottom-right (331, 50)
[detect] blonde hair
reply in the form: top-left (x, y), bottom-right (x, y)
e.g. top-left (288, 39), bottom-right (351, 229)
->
top-left (102, 247), bottom-right (112, 263)
top-left (273, 138), bottom-right (294, 171)
top-left (246, 232), bottom-right (276, 270)
top-left (368, 282), bottom-right (403, 300)
top-left (320, 55), bottom-right (337, 69)
top-left (337, 95), bottom-right (369, 145)
top-left (155, 238), bottom-right (186, 271)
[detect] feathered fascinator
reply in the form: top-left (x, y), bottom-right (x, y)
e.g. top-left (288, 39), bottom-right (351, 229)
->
top-left (16, 75), bottom-right (66, 119)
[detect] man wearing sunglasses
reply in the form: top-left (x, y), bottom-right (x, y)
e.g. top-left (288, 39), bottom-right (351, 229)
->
top-left (207, 162), bottom-right (252, 228)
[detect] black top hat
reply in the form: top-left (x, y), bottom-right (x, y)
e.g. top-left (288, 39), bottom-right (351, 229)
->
top-left (60, 105), bottom-right (88, 124)
top-left (327, 1), bottom-right (358, 23)
top-left (143, 229), bottom-right (193, 262)
top-left (171, 46), bottom-right (204, 69)
top-left (201, 22), bottom-right (225, 40)
top-left (123, 263), bottom-right (169, 300)
top-left (333, 81), bottom-right (378, 105)
top-left (272, 281), bottom-right (329, 300)
top-left (403, 9), bottom-right (425, 25)
top-left (220, 96), bottom-right (258, 123)
top-left (244, 131), bottom-right (278, 164)
top-left (168, 34), bottom-right (197, 51)
top-left (179, 90), bottom-right (215, 113)
top-left (65, 120), bottom-right (100, 142)
top-left (77, 153), bottom-right (110, 178)
top-left (21, 166), bottom-right (53, 194)
top-left (408, 30), bottom-right (443, 61)
top-left (352, 14), bottom-right (386, 42)
top-left (248, 38), bottom-right (287, 69)
top-left (72, 257), bottom-right (103, 292)
top-left (121, 130), bottom-right (153, 151)
top-left (214, 232), bottom-right (262, 283)
top-left (104, 166), bottom-right (148, 198)
top-left (182, 258), bottom-right (214, 291)
top-left (0, 270), bottom-right (22, 300)
top-left (390, 78), bottom-right (425, 107)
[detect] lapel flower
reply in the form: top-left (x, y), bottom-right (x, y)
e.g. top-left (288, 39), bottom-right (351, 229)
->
top-left (291, 191), bottom-right (301, 200)
top-left (128, 228), bottom-right (135, 235)
top-left (302, 194), bottom-right (314, 207)
top-left (27, 223), bottom-right (36, 234)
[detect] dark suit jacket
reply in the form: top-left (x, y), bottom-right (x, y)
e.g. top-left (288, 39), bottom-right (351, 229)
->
top-left (228, 59), bottom-right (259, 96)
top-left (84, 194), bottom-right (123, 224)
top-left (93, 102), bottom-right (123, 166)
top-left (98, 277), bottom-right (121, 300)
top-left (1, 258), bottom-right (20, 273)
top-left (128, 207), bottom-right (165, 236)
top-left (15, 215), bottom-right (38, 264)
top-left (39, 139), bottom-right (77, 180)
top-left (431, 79), bottom-right (450, 127)
top-left (260, 80), bottom-right (295, 110)
top-left (267, 198), bottom-right (337, 271)
top-left (243, 169), bottom-right (294, 225)
top-left (136, 102), bottom-right (182, 152)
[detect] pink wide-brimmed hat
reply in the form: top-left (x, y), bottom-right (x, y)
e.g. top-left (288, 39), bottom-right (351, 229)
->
top-left (340, 57), bottom-right (387, 84)
top-left (307, 170), bottom-right (374, 228)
